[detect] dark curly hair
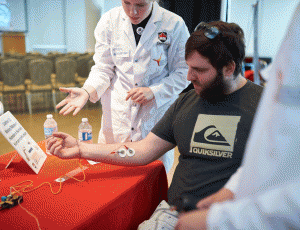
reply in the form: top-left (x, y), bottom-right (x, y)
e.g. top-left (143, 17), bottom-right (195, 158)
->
top-left (185, 21), bottom-right (245, 77)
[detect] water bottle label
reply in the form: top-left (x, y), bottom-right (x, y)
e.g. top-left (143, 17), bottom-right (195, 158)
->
top-left (44, 127), bottom-right (54, 136)
top-left (81, 132), bottom-right (92, 141)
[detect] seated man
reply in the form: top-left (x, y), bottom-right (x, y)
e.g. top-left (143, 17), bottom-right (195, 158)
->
top-left (48, 21), bottom-right (263, 228)
top-left (175, 3), bottom-right (300, 229)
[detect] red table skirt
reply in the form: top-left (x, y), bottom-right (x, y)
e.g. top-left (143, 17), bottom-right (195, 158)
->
top-left (0, 141), bottom-right (168, 229)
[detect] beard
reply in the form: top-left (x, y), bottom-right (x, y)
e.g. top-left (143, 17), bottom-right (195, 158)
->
top-left (194, 71), bottom-right (228, 102)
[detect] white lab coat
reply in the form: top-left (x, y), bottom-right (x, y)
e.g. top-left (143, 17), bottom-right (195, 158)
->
top-left (83, 2), bottom-right (190, 173)
top-left (207, 2), bottom-right (300, 229)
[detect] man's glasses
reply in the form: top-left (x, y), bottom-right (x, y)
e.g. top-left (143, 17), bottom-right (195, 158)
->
top-left (194, 22), bottom-right (220, 39)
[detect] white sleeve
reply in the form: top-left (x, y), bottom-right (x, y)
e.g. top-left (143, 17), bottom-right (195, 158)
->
top-left (83, 11), bottom-right (115, 103)
top-left (224, 167), bottom-right (243, 194)
top-left (260, 63), bottom-right (273, 81)
top-left (207, 182), bottom-right (300, 229)
top-left (149, 19), bottom-right (190, 109)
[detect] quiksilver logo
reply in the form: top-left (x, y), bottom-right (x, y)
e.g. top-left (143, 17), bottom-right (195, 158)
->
top-left (189, 114), bottom-right (241, 153)
top-left (194, 125), bottom-right (230, 146)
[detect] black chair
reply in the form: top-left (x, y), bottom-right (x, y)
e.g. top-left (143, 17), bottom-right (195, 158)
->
top-left (52, 57), bottom-right (77, 112)
top-left (75, 55), bottom-right (93, 86)
top-left (26, 58), bottom-right (56, 114)
top-left (0, 59), bottom-right (28, 112)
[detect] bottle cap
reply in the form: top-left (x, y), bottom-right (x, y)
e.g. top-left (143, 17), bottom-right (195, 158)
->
top-left (82, 118), bottom-right (88, 122)
top-left (47, 114), bottom-right (53, 119)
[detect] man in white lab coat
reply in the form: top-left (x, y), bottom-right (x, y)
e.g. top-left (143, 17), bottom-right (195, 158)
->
top-left (56, 0), bottom-right (190, 173)
top-left (175, 2), bottom-right (300, 229)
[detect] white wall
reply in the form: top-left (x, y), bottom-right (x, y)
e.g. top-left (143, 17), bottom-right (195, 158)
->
top-left (66, 0), bottom-right (86, 53)
top-left (103, 0), bottom-right (121, 14)
top-left (26, 0), bottom-right (66, 54)
top-left (223, 0), bottom-right (299, 60)
top-left (25, 0), bottom-right (101, 54)
top-left (3, 0), bottom-right (26, 32)
top-left (92, 0), bottom-right (104, 12)
top-left (85, 0), bottom-right (101, 52)
top-left (259, 0), bottom-right (299, 59)
top-left (19, 0), bottom-right (300, 60)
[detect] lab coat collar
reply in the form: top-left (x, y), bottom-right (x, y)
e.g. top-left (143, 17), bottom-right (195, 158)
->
top-left (121, 12), bottom-right (137, 50)
top-left (138, 2), bottom-right (162, 49)
top-left (120, 1), bottom-right (163, 51)
top-left (150, 1), bottom-right (163, 23)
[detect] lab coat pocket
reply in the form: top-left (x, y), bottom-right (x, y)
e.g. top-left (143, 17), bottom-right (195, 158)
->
top-left (149, 43), bottom-right (168, 78)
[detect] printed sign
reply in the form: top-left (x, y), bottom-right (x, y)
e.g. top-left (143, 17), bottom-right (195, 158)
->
top-left (0, 111), bottom-right (47, 174)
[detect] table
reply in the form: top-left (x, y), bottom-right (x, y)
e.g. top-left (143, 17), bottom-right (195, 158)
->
top-left (0, 141), bottom-right (168, 230)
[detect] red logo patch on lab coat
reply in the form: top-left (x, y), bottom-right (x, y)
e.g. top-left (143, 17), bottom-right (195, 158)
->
top-left (158, 32), bottom-right (167, 42)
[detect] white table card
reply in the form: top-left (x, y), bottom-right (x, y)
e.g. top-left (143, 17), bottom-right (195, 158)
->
top-left (0, 111), bottom-right (47, 174)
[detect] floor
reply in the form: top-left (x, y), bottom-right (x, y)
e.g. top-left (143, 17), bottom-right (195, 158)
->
top-left (0, 105), bottom-right (179, 187)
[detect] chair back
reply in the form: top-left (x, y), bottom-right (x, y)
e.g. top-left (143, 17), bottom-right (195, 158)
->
top-left (29, 58), bottom-right (53, 85)
top-left (26, 52), bottom-right (43, 57)
top-left (55, 57), bottom-right (77, 84)
top-left (45, 53), bottom-right (64, 74)
top-left (76, 55), bottom-right (92, 79)
top-left (0, 56), bottom-right (5, 81)
top-left (87, 58), bottom-right (95, 73)
top-left (24, 55), bottom-right (41, 79)
top-left (65, 52), bottom-right (81, 60)
top-left (12, 53), bottom-right (25, 59)
top-left (1, 59), bottom-right (26, 86)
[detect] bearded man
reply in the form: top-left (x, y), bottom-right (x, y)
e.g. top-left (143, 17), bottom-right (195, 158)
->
top-left (48, 21), bottom-right (263, 229)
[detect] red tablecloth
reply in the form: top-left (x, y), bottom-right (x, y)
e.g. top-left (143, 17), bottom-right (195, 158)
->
top-left (0, 141), bottom-right (168, 230)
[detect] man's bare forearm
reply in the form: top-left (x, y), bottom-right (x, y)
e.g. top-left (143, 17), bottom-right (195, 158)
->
top-left (79, 141), bottom-right (148, 166)
top-left (78, 133), bottom-right (173, 167)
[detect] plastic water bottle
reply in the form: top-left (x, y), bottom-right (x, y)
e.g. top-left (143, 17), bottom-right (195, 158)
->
top-left (0, 101), bottom-right (3, 116)
top-left (78, 118), bottom-right (92, 144)
top-left (44, 114), bottom-right (58, 154)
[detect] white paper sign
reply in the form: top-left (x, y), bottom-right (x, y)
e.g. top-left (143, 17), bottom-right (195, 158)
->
top-left (0, 111), bottom-right (47, 174)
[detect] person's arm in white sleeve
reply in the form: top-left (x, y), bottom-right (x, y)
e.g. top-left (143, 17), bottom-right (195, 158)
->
top-left (207, 181), bottom-right (300, 229)
top-left (224, 166), bottom-right (243, 193)
top-left (149, 20), bottom-right (190, 109)
top-left (83, 11), bottom-right (116, 103)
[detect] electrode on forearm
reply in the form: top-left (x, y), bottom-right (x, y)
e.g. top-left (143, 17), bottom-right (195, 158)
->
top-left (111, 145), bottom-right (135, 158)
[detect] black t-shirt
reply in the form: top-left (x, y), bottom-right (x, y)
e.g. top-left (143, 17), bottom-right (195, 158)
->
top-left (132, 11), bottom-right (152, 45)
top-left (151, 80), bottom-right (263, 210)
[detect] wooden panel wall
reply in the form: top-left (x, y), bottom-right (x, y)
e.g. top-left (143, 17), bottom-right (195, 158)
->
top-left (1, 32), bottom-right (26, 55)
